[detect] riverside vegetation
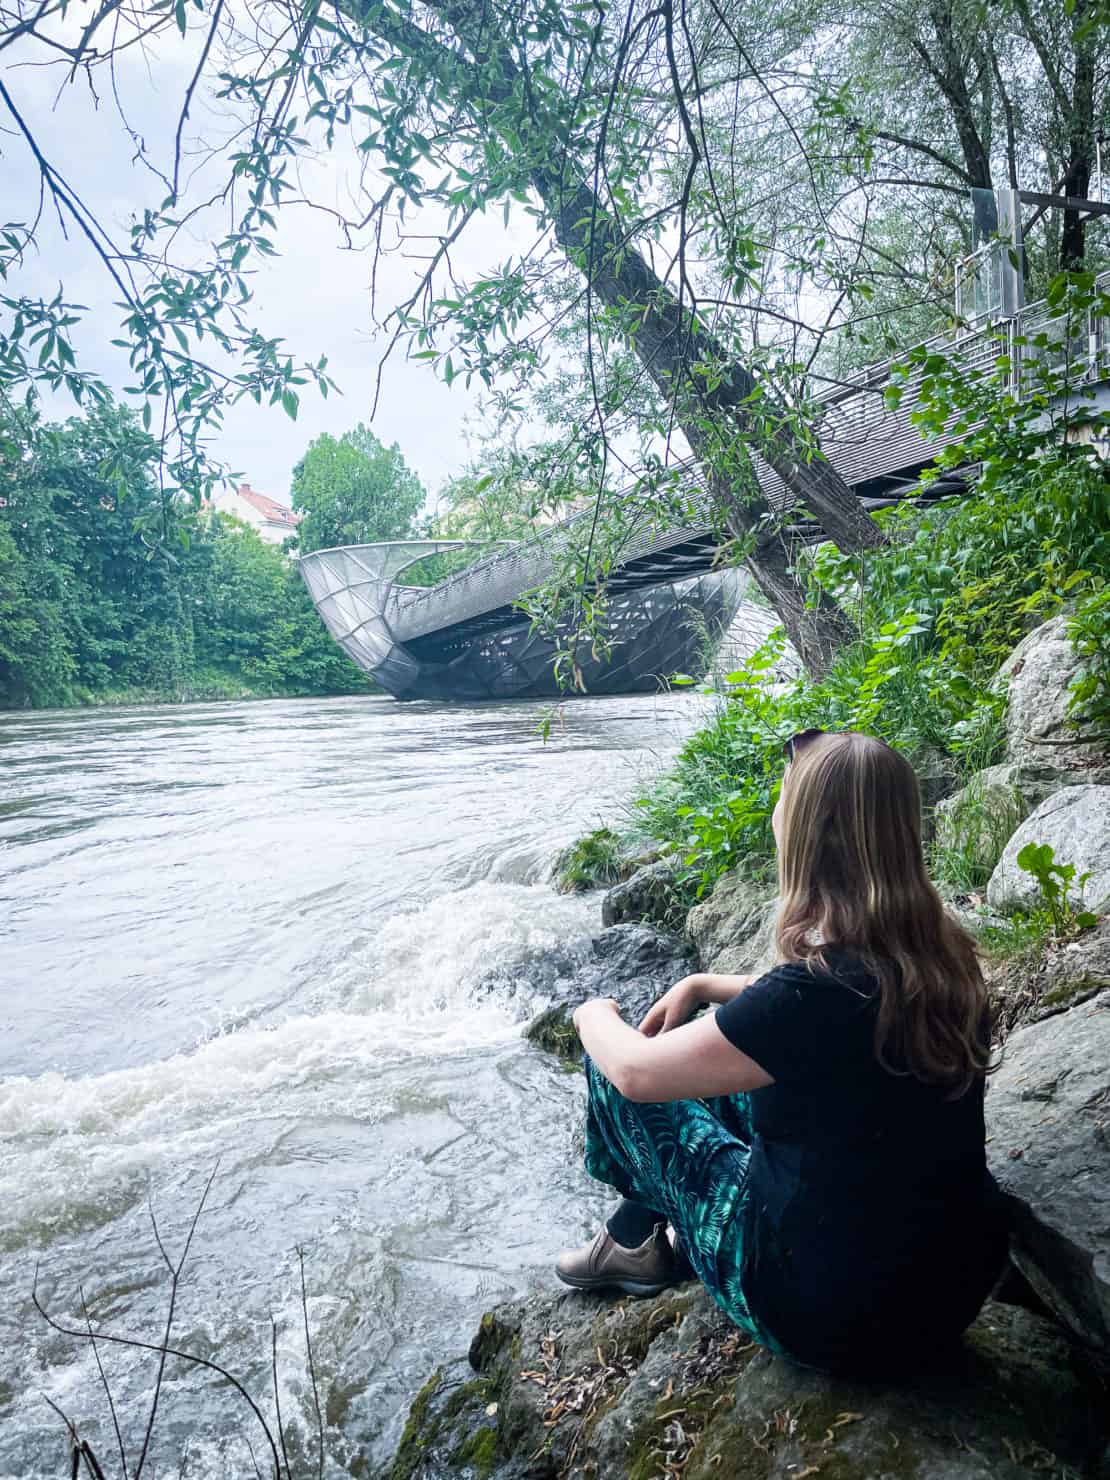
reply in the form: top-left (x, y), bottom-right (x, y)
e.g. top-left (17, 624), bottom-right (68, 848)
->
top-left (566, 274), bottom-right (1110, 941)
top-left (0, 401), bottom-right (449, 709)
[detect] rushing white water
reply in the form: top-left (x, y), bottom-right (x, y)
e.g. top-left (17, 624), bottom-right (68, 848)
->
top-left (0, 692), bottom-right (707, 1479)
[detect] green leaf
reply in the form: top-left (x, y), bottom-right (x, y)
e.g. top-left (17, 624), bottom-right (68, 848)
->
top-left (1016, 842), bottom-right (1052, 876)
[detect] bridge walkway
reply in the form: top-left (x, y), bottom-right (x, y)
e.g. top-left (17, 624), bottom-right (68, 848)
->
top-left (300, 275), bottom-right (1108, 677)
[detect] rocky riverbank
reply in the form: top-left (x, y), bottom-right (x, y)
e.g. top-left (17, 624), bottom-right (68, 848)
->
top-left (383, 951), bottom-right (1110, 1479)
top-left (380, 616), bottom-right (1110, 1479)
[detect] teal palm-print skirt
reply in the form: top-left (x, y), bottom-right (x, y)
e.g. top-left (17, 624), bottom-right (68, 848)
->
top-left (583, 1056), bottom-right (778, 1350)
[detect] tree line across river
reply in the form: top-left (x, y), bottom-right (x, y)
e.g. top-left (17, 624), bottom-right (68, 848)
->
top-left (0, 401), bottom-right (495, 710)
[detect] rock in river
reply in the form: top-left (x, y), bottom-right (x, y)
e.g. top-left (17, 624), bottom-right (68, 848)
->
top-left (601, 860), bottom-right (685, 933)
top-left (523, 925), bottom-right (695, 1061)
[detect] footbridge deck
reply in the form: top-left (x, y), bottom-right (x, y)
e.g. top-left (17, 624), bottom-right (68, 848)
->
top-left (300, 276), bottom-right (1108, 683)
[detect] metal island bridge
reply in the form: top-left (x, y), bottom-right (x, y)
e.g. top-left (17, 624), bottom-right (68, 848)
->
top-left (300, 272), bottom-right (1109, 702)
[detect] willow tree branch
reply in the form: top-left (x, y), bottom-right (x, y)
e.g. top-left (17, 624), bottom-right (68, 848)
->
top-left (172, 0), bottom-right (226, 198)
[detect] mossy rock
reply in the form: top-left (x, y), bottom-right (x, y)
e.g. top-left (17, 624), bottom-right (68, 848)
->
top-left (601, 859), bottom-right (688, 934)
top-left (385, 1361), bottom-right (504, 1480)
top-left (672, 1304), bottom-right (1102, 1480)
top-left (451, 1425), bottom-right (499, 1476)
top-left (524, 1005), bottom-right (584, 1064)
top-left (553, 827), bottom-right (634, 894)
top-left (523, 926), bottom-right (694, 1066)
top-left (469, 1308), bottom-right (524, 1373)
top-left (385, 1285), bottom-right (1107, 1480)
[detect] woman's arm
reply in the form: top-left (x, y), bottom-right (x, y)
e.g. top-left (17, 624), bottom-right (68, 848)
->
top-left (574, 999), bottom-right (774, 1102)
top-left (699, 972), bottom-right (760, 1004)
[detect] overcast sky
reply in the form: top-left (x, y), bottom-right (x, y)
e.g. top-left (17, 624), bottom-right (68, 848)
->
top-left (3, 17), bottom-right (539, 506)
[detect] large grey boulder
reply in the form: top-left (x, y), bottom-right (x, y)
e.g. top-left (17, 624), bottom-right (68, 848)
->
top-left (987, 990), bottom-right (1110, 1352)
top-left (387, 1284), bottom-right (1106, 1480)
top-left (935, 763), bottom-right (1058, 881)
top-left (522, 924), bottom-right (694, 1061)
top-left (987, 785), bottom-right (1110, 916)
top-left (994, 614), bottom-right (1110, 783)
top-left (686, 871), bottom-right (778, 977)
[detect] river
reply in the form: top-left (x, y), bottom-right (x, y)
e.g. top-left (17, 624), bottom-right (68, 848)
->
top-left (0, 693), bottom-right (708, 1479)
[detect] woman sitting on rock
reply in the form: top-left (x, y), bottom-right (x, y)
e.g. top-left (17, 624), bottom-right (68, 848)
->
top-left (558, 729), bottom-right (1007, 1375)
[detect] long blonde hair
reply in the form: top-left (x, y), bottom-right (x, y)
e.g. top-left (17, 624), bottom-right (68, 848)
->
top-left (776, 732), bottom-right (991, 1093)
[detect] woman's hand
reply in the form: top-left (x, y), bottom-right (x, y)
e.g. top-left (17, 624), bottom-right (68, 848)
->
top-left (572, 997), bottom-right (620, 1033)
top-left (639, 970), bottom-right (762, 1036)
top-left (638, 975), bottom-right (706, 1036)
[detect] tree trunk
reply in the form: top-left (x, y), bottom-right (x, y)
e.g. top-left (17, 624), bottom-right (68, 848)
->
top-left (535, 175), bottom-right (885, 559)
top-left (926, 2), bottom-right (994, 190)
top-left (703, 463), bottom-right (858, 678)
top-left (1061, 0), bottom-right (1096, 267)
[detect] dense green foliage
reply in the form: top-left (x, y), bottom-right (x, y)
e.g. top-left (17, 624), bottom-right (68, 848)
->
top-left (635, 280), bottom-right (1110, 896)
top-left (0, 401), bottom-right (371, 709)
top-left (292, 425), bottom-right (427, 555)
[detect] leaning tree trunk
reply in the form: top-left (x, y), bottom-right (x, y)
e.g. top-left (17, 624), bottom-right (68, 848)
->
top-left (354, 0), bottom-right (884, 677)
top-left (534, 172), bottom-right (885, 560)
top-left (533, 170), bottom-right (875, 676)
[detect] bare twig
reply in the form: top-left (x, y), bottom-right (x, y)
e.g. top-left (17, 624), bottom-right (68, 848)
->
top-left (134, 1164), bottom-right (220, 1479)
top-left (271, 1317), bottom-right (292, 1478)
top-left (298, 1248), bottom-right (325, 1480)
top-left (80, 1287), bottom-right (128, 1480)
top-left (243, 1434), bottom-right (264, 1480)
top-left (34, 1269), bottom-right (284, 1480)
top-left (41, 1394), bottom-right (109, 1480)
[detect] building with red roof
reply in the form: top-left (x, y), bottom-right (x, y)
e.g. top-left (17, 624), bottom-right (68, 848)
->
top-left (208, 482), bottom-right (303, 548)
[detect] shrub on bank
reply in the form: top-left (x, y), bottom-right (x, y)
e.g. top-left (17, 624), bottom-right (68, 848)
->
top-left (634, 452), bottom-right (1108, 900)
top-left (554, 827), bottom-right (631, 892)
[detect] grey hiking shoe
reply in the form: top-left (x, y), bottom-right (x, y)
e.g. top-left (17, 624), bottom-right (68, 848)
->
top-left (555, 1223), bottom-right (677, 1296)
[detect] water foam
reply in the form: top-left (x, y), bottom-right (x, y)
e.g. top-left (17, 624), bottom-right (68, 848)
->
top-left (0, 880), bottom-right (599, 1242)
top-left (338, 880), bottom-right (598, 1016)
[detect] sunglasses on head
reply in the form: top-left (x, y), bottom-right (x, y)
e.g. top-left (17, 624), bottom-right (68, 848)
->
top-left (782, 728), bottom-right (827, 762)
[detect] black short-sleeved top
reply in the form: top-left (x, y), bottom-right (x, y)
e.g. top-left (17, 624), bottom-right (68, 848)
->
top-left (714, 951), bottom-right (1006, 1372)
